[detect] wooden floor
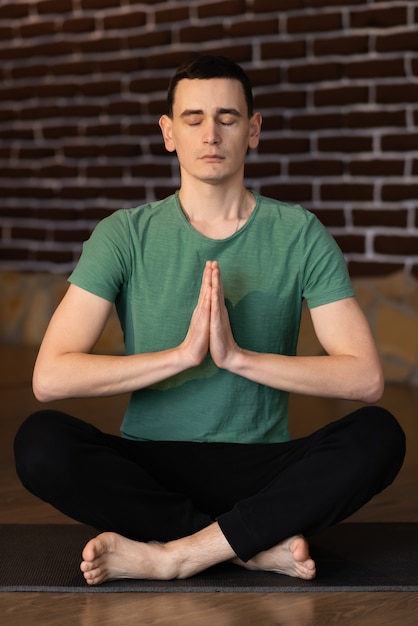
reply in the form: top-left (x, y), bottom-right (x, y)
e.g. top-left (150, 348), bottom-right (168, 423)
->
top-left (1, 344), bottom-right (418, 626)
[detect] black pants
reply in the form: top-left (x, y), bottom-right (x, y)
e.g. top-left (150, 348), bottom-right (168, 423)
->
top-left (14, 406), bottom-right (405, 562)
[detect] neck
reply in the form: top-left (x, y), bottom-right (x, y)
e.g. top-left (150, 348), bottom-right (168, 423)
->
top-left (178, 183), bottom-right (250, 222)
top-left (178, 183), bottom-right (255, 239)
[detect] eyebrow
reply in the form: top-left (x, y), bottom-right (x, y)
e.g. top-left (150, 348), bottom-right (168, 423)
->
top-left (180, 108), bottom-right (243, 118)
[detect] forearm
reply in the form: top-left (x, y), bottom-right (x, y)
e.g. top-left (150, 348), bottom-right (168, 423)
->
top-left (227, 349), bottom-right (384, 404)
top-left (33, 346), bottom-right (193, 402)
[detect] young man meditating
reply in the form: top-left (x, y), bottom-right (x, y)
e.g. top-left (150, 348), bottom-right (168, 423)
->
top-left (14, 56), bottom-right (405, 585)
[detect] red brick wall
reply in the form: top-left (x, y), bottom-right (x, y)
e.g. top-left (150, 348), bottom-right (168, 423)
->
top-left (1, 0), bottom-right (417, 277)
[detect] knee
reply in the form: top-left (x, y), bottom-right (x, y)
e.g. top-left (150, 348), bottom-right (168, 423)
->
top-left (350, 406), bottom-right (406, 479)
top-left (14, 410), bottom-right (72, 491)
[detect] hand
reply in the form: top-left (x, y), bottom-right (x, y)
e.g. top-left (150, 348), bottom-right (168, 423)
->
top-left (209, 261), bottom-right (240, 369)
top-left (179, 261), bottom-right (212, 367)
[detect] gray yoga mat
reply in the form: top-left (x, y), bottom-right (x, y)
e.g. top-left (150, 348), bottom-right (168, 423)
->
top-left (0, 522), bottom-right (416, 592)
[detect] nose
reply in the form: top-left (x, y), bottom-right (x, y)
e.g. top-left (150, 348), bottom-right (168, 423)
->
top-left (203, 119), bottom-right (221, 145)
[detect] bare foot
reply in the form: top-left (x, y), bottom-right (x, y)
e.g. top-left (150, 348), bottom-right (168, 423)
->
top-left (80, 522), bottom-right (235, 585)
top-left (234, 535), bottom-right (316, 580)
top-left (80, 532), bottom-right (177, 585)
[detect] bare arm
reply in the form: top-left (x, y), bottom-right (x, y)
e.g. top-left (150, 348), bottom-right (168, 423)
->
top-left (33, 264), bottom-right (212, 402)
top-left (209, 262), bottom-right (383, 404)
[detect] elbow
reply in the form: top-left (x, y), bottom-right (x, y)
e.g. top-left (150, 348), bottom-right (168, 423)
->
top-left (32, 368), bottom-right (61, 403)
top-left (360, 367), bottom-right (384, 404)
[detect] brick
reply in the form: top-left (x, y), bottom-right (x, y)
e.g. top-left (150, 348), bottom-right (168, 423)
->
top-left (38, 0), bottom-right (72, 13)
top-left (6, 185), bottom-right (55, 199)
top-left (0, 3), bottom-right (29, 19)
top-left (352, 209), bottom-right (408, 228)
top-left (62, 143), bottom-right (143, 159)
top-left (382, 185), bottom-right (418, 202)
top-left (261, 40), bottom-right (306, 60)
top-left (86, 165), bottom-right (125, 178)
top-left (413, 160), bottom-right (418, 176)
top-left (377, 83), bottom-right (418, 104)
top-left (226, 18), bottom-right (279, 38)
top-left (258, 137), bottom-right (310, 154)
top-left (180, 24), bottom-right (228, 44)
top-left (62, 17), bottom-right (96, 34)
top-left (102, 186), bottom-right (146, 201)
top-left (1, 128), bottom-right (35, 140)
top-left (125, 31), bottom-right (171, 51)
top-left (253, 0), bottom-right (300, 10)
top-left (0, 85), bottom-right (36, 102)
top-left (19, 104), bottom-right (102, 120)
top-left (345, 58), bottom-right (405, 80)
top-left (334, 234), bottom-right (365, 254)
top-left (106, 101), bottom-right (146, 116)
top-left (20, 21), bottom-right (57, 38)
top-left (345, 110), bottom-right (406, 129)
top-left (79, 80), bottom-right (121, 97)
top-left (79, 37), bottom-right (121, 55)
top-left (348, 261), bottom-right (404, 278)
top-left (0, 167), bottom-right (33, 179)
top-left (314, 85), bottom-right (368, 107)
top-left (6, 41), bottom-right (75, 61)
top-left (103, 11), bottom-right (146, 30)
top-left (381, 133), bottom-right (418, 152)
top-left (0, 26), bottom-right (13, 40)
top-left (131, 162), bottom-right (172, 178)
top-left (349, 159), bottom-right (404, 177)
top-left (84, 123), bottom-right (122, 137)
top-left (260, 184), bottom-right (312, 202)
top-left (311, 209), bottom-right (346, 227)
top-left (0, 247), bottom-right (31, 262)
top-left (247, 67), bottom-right (281, 88)
top-left (289, 159), bottom-right (343, 176)
top-left (155, 6), bottom-right (189, 24)
top-left (376, 30), bottom-right (418, 53)
top-left (38, 165), bottom-right (79, 178)
top-left (318, 136), bottom-right (372, 153)
top-left (256, 89), bottom-right (306, 109)
top-left (17, 147), bottom-right (56, 160)
top-left (374, 235), bottom-right (418, 256)
top-left (309, 0), bottom-right (366, 5)
top-left (320, 184), bottom-right (374, 202)
top-left (259, 114), bottom-right (284, 131)
top-left (11, 227), bottom-right (46, 242)
top-left (287, 61), bottom-right (341, 84)
top-left (128, 123), bottom-right (162, 137)
top-left (412, 58), bottom-right (418, 77)
top-left (80, 0), bottom-right (119, 9)
top-left (350, 6), bottom-right (407, 29)
top-left (287, 12), bottom-right (342, 34)
top-left (314, 35), bottom-right (368, 56)
top-left (197, 0), bottom-right (246, 19)
top-left (43, 125), bottom-right (79, 139)
top-left (245, 162), bottom-right (281, 178)
top-left (53, 228), bottom-right (92, 243)
top-left (35, 249), bottom-right (75, 264)
top-left (290, 113), bottom-right (342, 130)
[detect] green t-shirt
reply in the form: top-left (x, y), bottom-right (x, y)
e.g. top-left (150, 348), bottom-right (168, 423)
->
top-left (69, 191), bottom-right (354, 443)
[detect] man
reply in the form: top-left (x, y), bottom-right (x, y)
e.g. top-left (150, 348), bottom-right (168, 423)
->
top-left (14, 56), bottom-right (405, 585)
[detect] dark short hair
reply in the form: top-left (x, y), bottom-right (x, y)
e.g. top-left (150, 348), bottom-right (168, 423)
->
top-left (166, 55), bottom-right (254, 118)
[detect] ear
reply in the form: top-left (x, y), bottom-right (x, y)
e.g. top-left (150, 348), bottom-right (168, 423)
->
top-left (159, 115), bottom-right (176, 153)
top-left (248, 112), bottom-right (262, 150)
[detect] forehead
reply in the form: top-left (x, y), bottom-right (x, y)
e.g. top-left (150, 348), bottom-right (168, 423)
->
top-left (172, 78), bottom-right (248, 115)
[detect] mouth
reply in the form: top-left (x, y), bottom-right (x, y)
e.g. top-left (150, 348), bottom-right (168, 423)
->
top-left (200, 154), bottom-right (225, 163)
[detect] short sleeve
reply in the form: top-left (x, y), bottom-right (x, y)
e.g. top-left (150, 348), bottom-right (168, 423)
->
top-left (68, 211), bottom-right (130, 303)
top-left (300, 213), bottom-right (354, 309)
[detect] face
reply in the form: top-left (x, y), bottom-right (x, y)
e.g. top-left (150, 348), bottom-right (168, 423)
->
top-left (159, 78), bottom-right (261, 187)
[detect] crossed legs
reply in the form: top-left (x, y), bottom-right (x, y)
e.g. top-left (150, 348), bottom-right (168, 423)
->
top-left (14, 406), bottom-right (405, 585)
